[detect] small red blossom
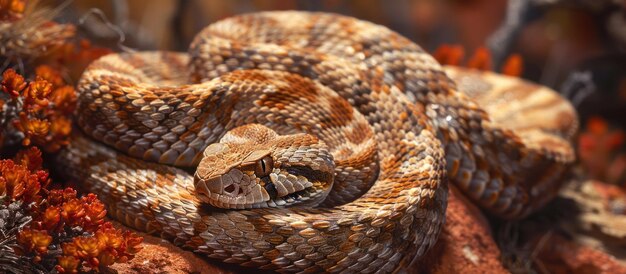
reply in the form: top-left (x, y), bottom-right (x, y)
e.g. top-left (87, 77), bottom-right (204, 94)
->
top-left (0, 159), bottom-right (29, 200)
top-left (47, 187), bottom-right (77, 206)
top-left (467, 46), bottom-right (492, 71)
top-left (17, 228), bottom-right (53, 255)
top-left (21, 172), bottom-right (42, 204)
top-left (35, 65), bottom-right (64, 88)
top-left (49, 86), bottom-right (77, 115)
top-left (0, 149), bottom-right (46, 204)
top-left (578, 117), bottom-right (626, 185)
top-left (61, 198), bottom-right (86, 227)
top-left (74, 236), bottom-right (102, 259)
top-left (81, 193), bottom-right (107, 231)
top-left (1, 68), bottom-right (27, 97)
top-left (41, 206), bottom-right (61, 231)
top-left (434, 44), bottom-right (465, 66)
top-left (45, 115), bottom-right (72, 152)
top-left (14, 112), bottom-right (51, 146)
top-left (23, 77), bottom-right (53, 108)
top-left (0, 0), bottom-right (25, 21)
top-left (502, 54), bottom-right (524, 77)
top-left (56, 255), bottom-right (80, 274)
top-left (15, 146), bottom-right (43, 171)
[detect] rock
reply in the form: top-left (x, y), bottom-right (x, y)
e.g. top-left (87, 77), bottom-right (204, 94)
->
top-left (560, 180), bottom-right (626, 247)
top-left (498, 179), bottom-right (626, 274)
top-left (532, 233), bottom-right (626, 274)
top-left (105, 221), bottom-right (248, 274)
top-left (412, 186), bottom-right (508, 274)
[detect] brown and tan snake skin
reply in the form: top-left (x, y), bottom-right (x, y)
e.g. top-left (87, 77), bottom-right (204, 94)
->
top-left (56, 11), bottom-right (577, 273)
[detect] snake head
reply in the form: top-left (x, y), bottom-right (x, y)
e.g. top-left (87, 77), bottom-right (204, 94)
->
top-left (194, 124), bottom-right (335, 209)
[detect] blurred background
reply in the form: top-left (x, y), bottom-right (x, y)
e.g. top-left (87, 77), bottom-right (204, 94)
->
top-left (52, 0), bottom-right (626, 186)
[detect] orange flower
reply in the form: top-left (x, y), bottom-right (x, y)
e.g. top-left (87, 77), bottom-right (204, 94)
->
top-left (0, 154), bottom-right (46, 203)
top-left (48, 188), bottom-right (77, 205)
top-left (21, 173), bottom-right (41, 204)
top-left (587, 116), bottom-right (609, 135)
top-left (31, 230), bottom-right (53, 254)
top-left (96, 225), bottom-right (124, 250)
top-left (56, 256), bottom-right (80, 274)
top-left (93, 223), bottom-right (142, 266)
top-left (0, 159), bottom-right (28, 200)
top-left (18, 228), bottom-right (53, 254)
top-left (34, 169), bottom-right (49, 187)
top-left (578, 116), bottom-right (626, 185)
top-left (43, 115), bottom-right (72, 152)
top-left (82, 194), bottom-right (106, 231)
top-left (502, 54), bottom-right (524, 77)
top-left (98, 250), bottom-right (118, 267)
top-left (61, 242), bottom-right (79, 257)
top-left (433, 44), bottom-right (464, 66)
top-left (42, 206), bottom-right (61, 231)
top-left (49, 115), bottom-right (72, 137)
top-left (123, 231), bottom-right (143, 255)
top-left (0, 0), bottom-right (25, 21)
top-left (24, 118), bottom-right (50, 138)
top-left (74, 236), bottom-right (103, 258)
top-left (15, 112), bottom-right (50, 146)
top-left (61, 198), bottom-right (86, 227)
top-left (49, 86), bottom-right (77, 114)
top-left (14, 146), bottom-right (43, 171)
top-left (1, 68), bottom-right (27, 97)
top-left (35, 65), bottom-right (64, 88)
top-left (23, 78), bottom-right (53, 107)
top-left (467, 46), bottom-right (492, 71)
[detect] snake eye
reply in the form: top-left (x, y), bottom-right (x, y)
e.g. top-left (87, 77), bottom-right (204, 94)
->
top-left (255, 156), bottom-right (273, 177)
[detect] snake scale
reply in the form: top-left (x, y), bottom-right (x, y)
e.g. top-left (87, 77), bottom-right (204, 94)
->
top-left (56, 11), bottom-right (577, 273)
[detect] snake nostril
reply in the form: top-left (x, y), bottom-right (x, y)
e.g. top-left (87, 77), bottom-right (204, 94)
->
top-left (224, 184), bottom-right (235, 193)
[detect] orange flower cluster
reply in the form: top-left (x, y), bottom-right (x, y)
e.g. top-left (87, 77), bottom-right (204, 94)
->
top-left (0, 147), bottom-right (48, 204)
top-left (579, 117), bottom-right (626, 185)
top-left (0, 66), bottom-right (76, 152)
top-left (0, 0), bottom-right (112, 152)
top-left (18, 187), bottom-right (142, 272)
top-left (0, 0), bottom-right (25, 21)
top-left (25, 188), bottom-right (107, 234)
top-left (433, 44), bottom-right (524, 77)
top-left (0, 147), bottom-right (142, 273)
top-left (1, 68), bottom-right (26, 97)
top-left (57, 223), bottom-right (142, 273)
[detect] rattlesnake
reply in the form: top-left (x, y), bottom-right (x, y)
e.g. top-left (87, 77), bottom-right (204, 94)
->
top-left (57, 11), bottom-right (577, 273)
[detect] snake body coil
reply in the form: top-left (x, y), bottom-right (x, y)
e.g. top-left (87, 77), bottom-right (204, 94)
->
top-left (57, 11), bottom-right (577, 273)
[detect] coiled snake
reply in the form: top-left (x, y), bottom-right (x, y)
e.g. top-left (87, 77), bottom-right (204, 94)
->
top-left (57, 11), bottom-right (577, 273)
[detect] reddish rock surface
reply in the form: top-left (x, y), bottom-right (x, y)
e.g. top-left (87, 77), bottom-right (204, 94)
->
top-left (105, 221), bottom-right (244, 274)
top-left (533, 233), bottom-right (626, 274)
top-left (411, 186), bottom-right (508, 274)
top-left (499, 179), bottom-right (626, 274)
